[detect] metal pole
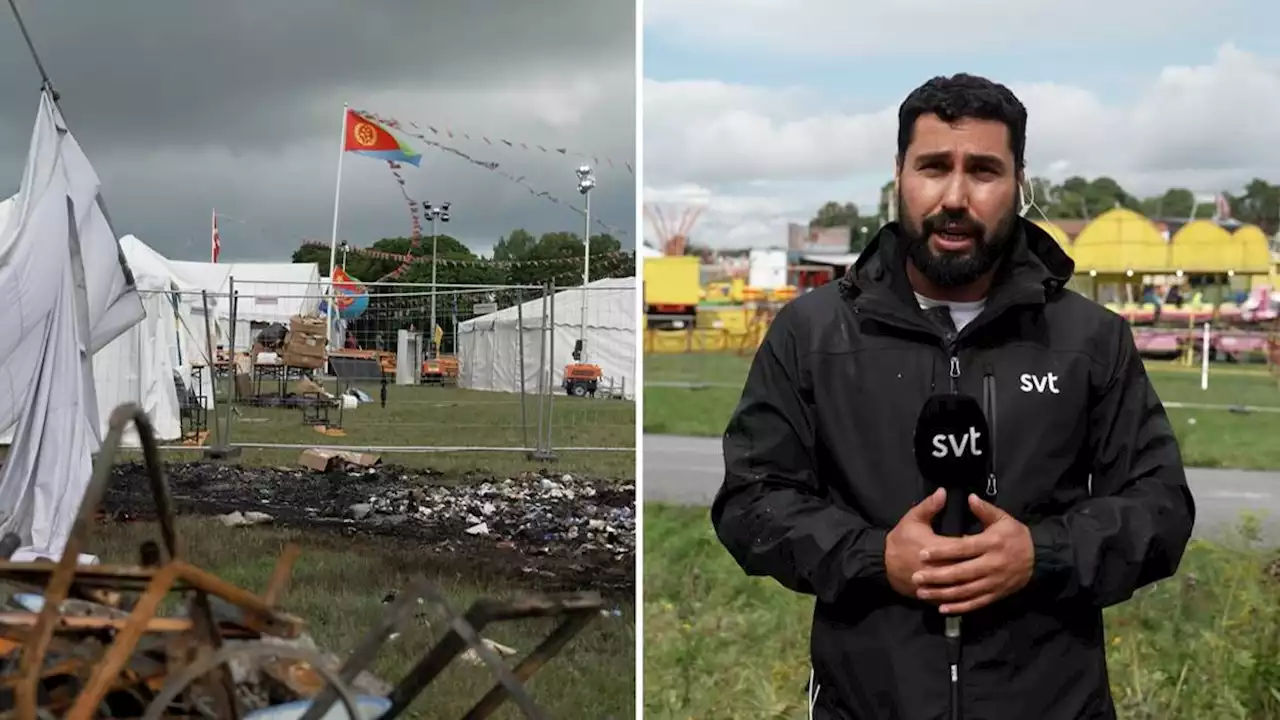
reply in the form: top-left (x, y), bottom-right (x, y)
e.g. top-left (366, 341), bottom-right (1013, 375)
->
top-left (225, 287), bottom-right (239, 446)
top-left (517, 296), bottom-right (527, 449)
top-left (326, 104), bottom-right (349, 351)
top-left (546, 279), bottom-right (557, 456)
top-left (200, 291), bottom-right (220, 449)
top-left (430, 213), bottom-right (438, 359)
top-left (227, 277), bottom-right (238, 414)
top-left (580, 189), bottom-right (590, 361)
top-left (5, 0), bottom-right (53, 92)
top-left (532, 285), bottom-right (549, 457)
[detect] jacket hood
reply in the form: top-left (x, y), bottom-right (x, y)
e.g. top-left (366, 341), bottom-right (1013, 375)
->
top-left (838, 217), bottom-right (1075, 302)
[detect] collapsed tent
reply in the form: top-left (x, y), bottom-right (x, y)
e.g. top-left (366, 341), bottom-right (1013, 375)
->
top-left (164, 259), bottom-right (324, 352)
top-left (0, 90), bottom-right (145, 559)
top-left (0, 233), bottom-right (208, 448)
top-left (457, 277), bottom-right (637, 399)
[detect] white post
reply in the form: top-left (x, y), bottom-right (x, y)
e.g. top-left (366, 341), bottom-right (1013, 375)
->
top-left (429, 213), bottom-right (438, 359)
top-left (1200, 321), bottom-right (1211, 391)
top-left (326, 103), bottom-right (349, 350)
top-left (580, 189), bottom-right (590, 362)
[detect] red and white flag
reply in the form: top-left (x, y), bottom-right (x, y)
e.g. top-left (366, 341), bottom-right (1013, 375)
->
top-left (211, 209), bottom-right (221, 263)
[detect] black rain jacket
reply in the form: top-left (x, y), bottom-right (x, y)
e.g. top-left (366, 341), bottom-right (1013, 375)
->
top-left (712, 219), bottom-right (1196, 720)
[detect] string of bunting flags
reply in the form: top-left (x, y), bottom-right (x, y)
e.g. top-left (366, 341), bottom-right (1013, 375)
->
top-left (301, 239), bottom-right (632, 269)
top-left (360, 112), bottom-right (632, 175)
top-left (378, 160), bottom-right (427, 281)
top-left (354, 109), bottom-right (631, 240)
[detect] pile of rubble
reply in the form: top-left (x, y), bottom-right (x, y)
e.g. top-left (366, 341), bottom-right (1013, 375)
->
top-left (101, 462), bottom-right (636, 576)
top-left (353, 472), bottom-right (635, 560)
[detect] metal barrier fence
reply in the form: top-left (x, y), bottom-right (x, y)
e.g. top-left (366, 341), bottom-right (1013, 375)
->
top-left (132, 280), bottom-right (636, 462)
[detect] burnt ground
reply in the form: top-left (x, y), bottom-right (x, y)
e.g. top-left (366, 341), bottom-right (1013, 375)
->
top-left (98, 462), bottom-right (636, 595)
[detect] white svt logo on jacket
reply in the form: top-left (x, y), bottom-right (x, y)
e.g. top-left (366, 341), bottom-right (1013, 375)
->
top-left (1019, 372), bottom-right (1061, 394)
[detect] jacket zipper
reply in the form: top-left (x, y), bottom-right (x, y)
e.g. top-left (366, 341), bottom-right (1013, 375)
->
top-left (981, 369), bottom-right (999, 497)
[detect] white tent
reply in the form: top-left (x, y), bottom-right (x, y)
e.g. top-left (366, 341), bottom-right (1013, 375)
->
top-left (0, 234), bottom-right (206, 448)
top-left (90, 235), bottom-right (203, 446)
top-left (457, 277), bottom-right (636, 399)
top-left (0, 90), bottom-right (145, 560)
top-left (115, 238), bottom-right (215, 407)
top-left (164, 259), bottom-right (323, 352)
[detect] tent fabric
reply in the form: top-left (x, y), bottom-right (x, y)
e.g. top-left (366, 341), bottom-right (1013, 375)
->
top-left (1072, 208), bottom-right (1169, 273)
top-left (1232, 225), bottom-right (1273, 273)
top-left (0, 91), bottom-right (144, 560)
top-left (164, 259), bottom-right (323, 351)
top-left (1161, 220), bottom-right (1272, 275)
top-left (457, 277), bottom-right (636, 400)
top-left (117, 237), bottom-right (216, 407)
top-left (90, 235), bottom-right (187, 446)
top-left (0, 234), bottom-right (204, 447)
top-left (1170, 220), bottom-right (1236, 273)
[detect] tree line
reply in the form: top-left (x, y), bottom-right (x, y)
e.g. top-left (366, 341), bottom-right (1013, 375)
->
top-left (807, 177), bottom-right (1280, 252)
top-left (290, 229), bottom-right (636, 287)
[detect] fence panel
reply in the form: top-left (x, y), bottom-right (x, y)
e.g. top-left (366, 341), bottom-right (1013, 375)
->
top-left (127, 280), bottom-right (636, 462)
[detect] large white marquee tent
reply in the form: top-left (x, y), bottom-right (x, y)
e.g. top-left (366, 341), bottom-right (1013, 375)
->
top-left (456, 277), bottom-right (637, 399)
top-left (165, 259), bottom-right (324, 352)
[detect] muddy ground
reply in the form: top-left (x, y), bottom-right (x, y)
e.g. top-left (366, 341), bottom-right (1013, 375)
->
top-left (99, 462), bottom-right (635, 595)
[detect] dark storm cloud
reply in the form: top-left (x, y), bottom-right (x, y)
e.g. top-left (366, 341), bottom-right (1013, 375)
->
top-left (0, 0), bottom-right (635, 260)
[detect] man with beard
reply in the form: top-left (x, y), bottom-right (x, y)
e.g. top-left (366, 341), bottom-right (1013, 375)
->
top-left (712, 74), bottom-right (1195, 720)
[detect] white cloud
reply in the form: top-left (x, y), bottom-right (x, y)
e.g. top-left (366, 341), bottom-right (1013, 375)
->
top-left (643, 0), bottom-right (1241, 57)
top-left (644, 44), bottom-right (1280, 249)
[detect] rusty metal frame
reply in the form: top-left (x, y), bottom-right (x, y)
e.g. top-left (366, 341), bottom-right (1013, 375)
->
top-left (0, 404), bottom-right (300, 719)
top-left (379, 586), bottom-right (604, 719)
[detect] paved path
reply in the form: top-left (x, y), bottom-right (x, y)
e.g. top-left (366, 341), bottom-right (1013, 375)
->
top-left (644, 434), bottom-right (1280, 544)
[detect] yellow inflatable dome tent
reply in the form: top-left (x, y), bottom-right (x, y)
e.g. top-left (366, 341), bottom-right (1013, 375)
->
top-left (1071, 208), bottom-right (1169, 275)
top-left (1169, 220), bottom-right (1270, 274)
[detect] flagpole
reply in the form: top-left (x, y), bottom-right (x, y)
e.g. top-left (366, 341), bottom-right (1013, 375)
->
top-left (327, 103), bottom-right (348, 350)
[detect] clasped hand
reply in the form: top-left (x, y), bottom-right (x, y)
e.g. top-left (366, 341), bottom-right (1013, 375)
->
top-left (885, 488), bottom-right (1034, 615)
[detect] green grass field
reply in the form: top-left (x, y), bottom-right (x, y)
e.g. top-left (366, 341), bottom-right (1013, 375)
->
top-left (151, 382), bottom-right (635, 479)
top-left (643, 504), bottom-right (1280, 719)
top-left (644, 353), bottom-right (1280, 470)
top-left (78, 518), bottom-right (634, 719)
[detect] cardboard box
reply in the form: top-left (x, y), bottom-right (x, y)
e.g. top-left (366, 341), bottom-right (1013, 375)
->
top-left (282, 350), bottom-right (326, 370)
top-left (290, 315), bottom-right (327, 336)
top-left (297, 448), bottom-right (381, 472)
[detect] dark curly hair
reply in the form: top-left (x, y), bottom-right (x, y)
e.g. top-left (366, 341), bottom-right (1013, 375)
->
top-left (896, 73), bottom-right (1027, 170)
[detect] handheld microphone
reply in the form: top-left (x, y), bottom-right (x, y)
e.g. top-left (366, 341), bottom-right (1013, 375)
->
top-left (912, 393), bottom-right (991, 720)
top-left (912, 393), bottom-right (991, 540)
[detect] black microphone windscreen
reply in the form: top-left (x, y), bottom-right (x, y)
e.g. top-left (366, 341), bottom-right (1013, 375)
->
top-left (913, 393), bottom-right (991, 494)
top-left (914, 393), bottom-right (991, 538)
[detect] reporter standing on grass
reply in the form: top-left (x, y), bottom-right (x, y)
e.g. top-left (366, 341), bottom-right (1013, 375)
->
top-left (711, 74), bottom-right (1196, 720)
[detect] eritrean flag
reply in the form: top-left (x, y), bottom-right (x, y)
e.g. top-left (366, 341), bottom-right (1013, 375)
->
top-left (320, 266), bottom-right (370, 320)
top-left (343, 110), bottom-right (421, 167)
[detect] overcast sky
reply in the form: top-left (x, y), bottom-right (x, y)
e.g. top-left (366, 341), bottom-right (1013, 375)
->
top-left (645, 0), bottom-right (1280, 249)
top-left (0, 0), bottom-right (636, 262)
